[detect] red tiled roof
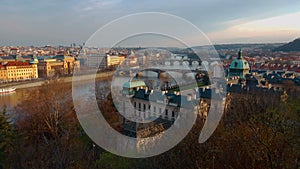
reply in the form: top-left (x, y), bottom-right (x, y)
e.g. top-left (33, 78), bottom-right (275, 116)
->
top-left (6, 61), bottom-right (30, 66)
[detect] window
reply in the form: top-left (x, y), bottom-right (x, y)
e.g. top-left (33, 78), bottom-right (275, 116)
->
top-left (165, 109), bottom-right (168, 116)
top-left (134, 102), bottom-right (136, 108)
top-left (143, 104), bottom-right (146, 111)
top-left (154, 106), bottom-right (156, 113)
top-left (172, 111), bottom-right (175, 118)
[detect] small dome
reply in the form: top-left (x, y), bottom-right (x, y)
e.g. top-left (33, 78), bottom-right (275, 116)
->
top-left (229, 58), bottom-right (250, 70)
top-left (229, 49), bottom-right (250, 70)
top-left (228, 49), bottom-right (250, 79)
top-left (122, 80), bottom-right (146, 89)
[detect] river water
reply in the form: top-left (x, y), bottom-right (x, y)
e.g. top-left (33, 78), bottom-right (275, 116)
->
top-left (0, 90), bottom-right (26, 114)
top-left (0, 79), bottom-right (111, 115)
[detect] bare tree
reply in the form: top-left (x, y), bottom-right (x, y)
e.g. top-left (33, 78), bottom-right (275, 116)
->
top-left (14, 79), bottom-right (98, 169)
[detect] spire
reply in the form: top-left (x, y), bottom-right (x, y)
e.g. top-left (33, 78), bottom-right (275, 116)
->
top-left (238, 48), bottom-right (242, 59)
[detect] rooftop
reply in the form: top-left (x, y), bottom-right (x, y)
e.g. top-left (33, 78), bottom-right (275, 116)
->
top-left (123, 80), bottom-right (146, 89)
top-left (6, 61), bottom-right (30, 66)
top-left (229, 49), bottom-right (250, 70)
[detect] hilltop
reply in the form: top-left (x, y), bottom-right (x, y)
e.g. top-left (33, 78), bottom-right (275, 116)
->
top-left (273, 38), bottom-right (300, 52)
top-left (190, 43), bottom-right (283, 51)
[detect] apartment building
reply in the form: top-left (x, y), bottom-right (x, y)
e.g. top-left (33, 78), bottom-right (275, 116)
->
top-left (0, 61), bottom-right (38, 82)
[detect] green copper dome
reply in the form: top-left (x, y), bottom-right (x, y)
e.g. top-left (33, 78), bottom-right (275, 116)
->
top-left (229, 49), bottom-right (250, 70)
top-left (228, 49), bottom-right (250, 79)
top-left (122, 80), bottom-right (146, 96)
top-left (229, 59), bottom-right (250, 70)
top-left (122, 80), bottom-right (146, 89)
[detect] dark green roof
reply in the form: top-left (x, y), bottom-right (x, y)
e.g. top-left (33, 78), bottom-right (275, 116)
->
top-left (122, 80), bottom-right (146, 88)
top-left (230, 49), bottom-right (250, 70)
top-left (230, 58), bottom-right (250, 70)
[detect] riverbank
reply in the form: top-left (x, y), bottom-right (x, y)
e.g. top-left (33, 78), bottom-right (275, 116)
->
top-left (0, 71), bottom-right (114, 90)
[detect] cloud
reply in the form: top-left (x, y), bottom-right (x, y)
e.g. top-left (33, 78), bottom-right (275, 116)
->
top-left (1, 0), bottom-right (300, 45)
top-left (79, 0), bottom-right (123, 12)
top-left (207, 11), bottom-right (300, 43)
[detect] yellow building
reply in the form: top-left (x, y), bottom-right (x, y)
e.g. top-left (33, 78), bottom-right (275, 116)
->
top-left (38, 59), bottom-right (64, 78)
top-left (37, 56), bottom-right (80, 78)
top-left (0, 65), bottom-right (7, 81)
top-left (107, 55), bottom-right (125, 67)
top-left (0, 61), bottom-right (38, 82)
top-left (85, 54), bottom-right (125, 68)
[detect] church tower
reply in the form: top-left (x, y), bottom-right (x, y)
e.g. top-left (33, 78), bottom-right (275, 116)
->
top-left (228, 49), bottom-right (250, 79)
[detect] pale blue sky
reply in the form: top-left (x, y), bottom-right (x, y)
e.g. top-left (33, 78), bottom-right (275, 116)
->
top-left (1, 0), bottom-right (300, 46)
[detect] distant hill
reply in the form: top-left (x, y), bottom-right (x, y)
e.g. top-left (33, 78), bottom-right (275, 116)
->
top-left (191, 43), bottom-right (283, 51)
top-left (213, 43), bottom-right (283, 50)
top-left (273, 38), bottom-right (300, 52)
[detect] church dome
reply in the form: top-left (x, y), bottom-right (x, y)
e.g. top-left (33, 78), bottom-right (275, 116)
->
top-left (228, 49), bottom-right (250, 79)
top-left (229, 49), bottom-right (250, 70)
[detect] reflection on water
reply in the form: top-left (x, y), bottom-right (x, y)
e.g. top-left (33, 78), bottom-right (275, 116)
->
top-left (0, 79), bottom-right (111, 114)
top-left (0, 89), bottom-right (32, 114)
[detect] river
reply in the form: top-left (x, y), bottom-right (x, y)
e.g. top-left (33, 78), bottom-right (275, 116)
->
top-left (0, 77), bottom-right (112, 115)
top-left (0, 89), bottom-right (29, 114)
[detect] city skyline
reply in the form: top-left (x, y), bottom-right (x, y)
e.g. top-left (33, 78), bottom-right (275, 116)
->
top-left (1, 0), bottom-right (300, 46)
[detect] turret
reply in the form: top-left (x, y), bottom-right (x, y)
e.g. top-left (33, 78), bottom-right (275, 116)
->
top-left (238, 48), bottom-right (242, 59)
